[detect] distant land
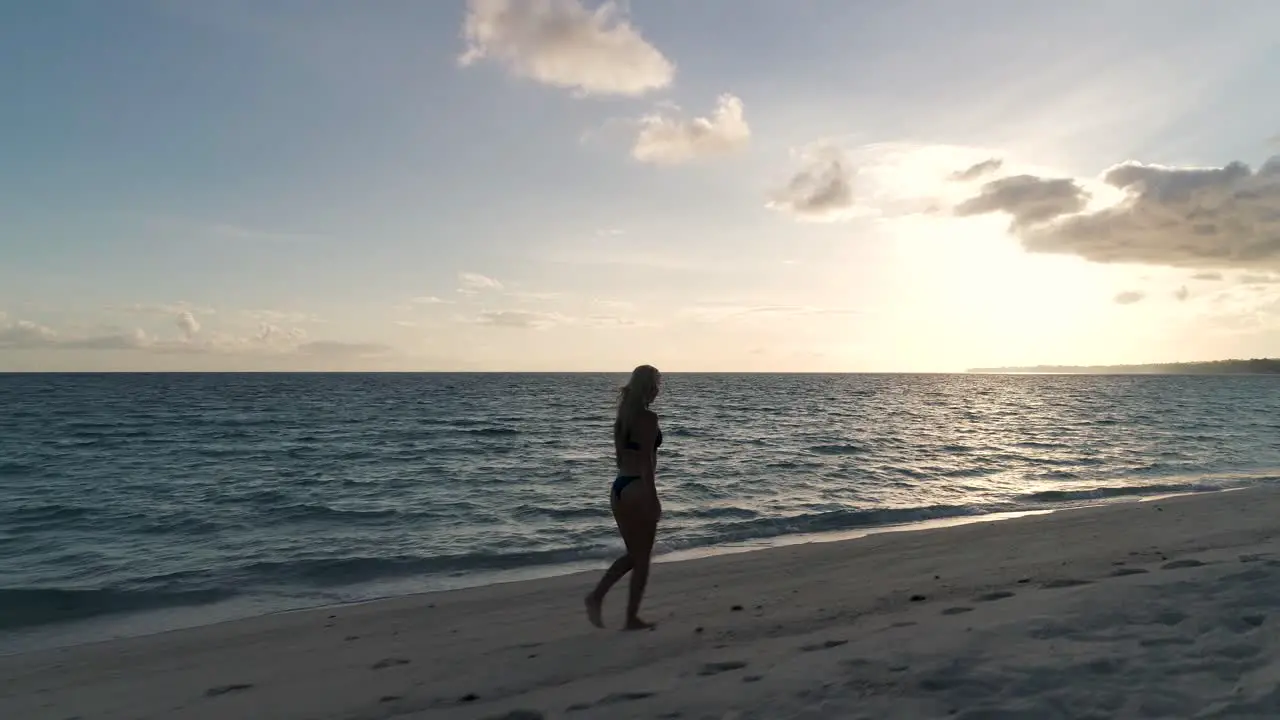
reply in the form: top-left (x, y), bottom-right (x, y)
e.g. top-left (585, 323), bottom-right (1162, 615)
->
top-left (967, 358), bottom-right (1280, 375)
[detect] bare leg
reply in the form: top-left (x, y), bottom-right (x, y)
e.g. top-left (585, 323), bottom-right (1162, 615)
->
top-left (619, 492), bottom-right (659, 630)
top-left (585, 555), bottom-right (633, 628)
top-left (623, 551), bottom-right (653, 630)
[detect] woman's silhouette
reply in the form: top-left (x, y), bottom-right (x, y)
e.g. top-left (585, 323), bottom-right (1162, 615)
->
top-left (585, 365), bottom-right (663, 630)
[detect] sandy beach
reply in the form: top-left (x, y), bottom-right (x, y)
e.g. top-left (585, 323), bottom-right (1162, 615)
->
top-left (4, 486), bottom-right (1280, 719)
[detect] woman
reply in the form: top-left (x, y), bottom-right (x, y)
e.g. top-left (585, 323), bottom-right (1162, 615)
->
top-left (585, 364), bottom-right (663, 631)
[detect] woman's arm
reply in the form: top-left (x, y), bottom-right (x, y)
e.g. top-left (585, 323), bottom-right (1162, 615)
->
top-left (630, 411), bottom-right (659, 484)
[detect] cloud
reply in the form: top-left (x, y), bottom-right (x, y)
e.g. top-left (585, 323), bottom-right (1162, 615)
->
top-left (458, 0), bottom-right (674, 97)
top-left (506, 290), bottom-right (563, 302)
top-left (680, 303), bottom-right (860, 323)
top-left (1192, 271), bottom-right (1224, 281)
top-left (110, 301), bottom-right (216, 316)
top-left (296, 341), bottom-right (390, 358)
top-left (1174, 285), bottom-right (1190, 302)
top-left (458, 272), bottom-right (503, 293)
top-left (631, 94), bottom-right (750, 166)
top-left (950, 158), bottom-right (1004, 182)
top-left (766, 145), bottom-right (856, 222)
top-left (954, 175), bottom-right (1091, 229)
top-left (959, 155), bottom-right (1280, 271)
top-left (245, 309), bottom-right (323, 324)
top-left (410, 296), bottom-right (452, 305)
top-left (0, 315), bottom-right (394, 361)
top-left (1114, 291), bottom-right (1145, 305)
top-left (176, 311), bottom-right (200, 340)
top-left (0, 319), bottom-right (151, 351)
top-left (474, 310), bottom-right (567, 329)
top-left (0, 320), bottom-right (58, 348)
top-left (1239, 274), bottom-right (1280, 284)
top-left (202, 223), bottom-right (322, 244)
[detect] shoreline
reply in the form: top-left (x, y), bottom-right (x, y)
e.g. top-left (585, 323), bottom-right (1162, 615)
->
top-left (0, 480), bottom-right (1259, 657)
top-left (7, 485), bottom-right (1280, 718)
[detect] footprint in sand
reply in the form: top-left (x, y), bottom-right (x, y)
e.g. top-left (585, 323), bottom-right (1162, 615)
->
top-left (1242, 614), bottom-right (1267, 627)
top-left (699, 661), bottom-right (749, 676)
top-left (941, 607), bottom-right (973, 616)
top-left (1112, 567), bottom-right (1149, 577)
top-left (1041, 579), bottom-right (1092, 589)
top-left (484, 711), bottom-right (545, 720)
top-left (371, 658), bottom-right (411, 670)
top-left (800, 639), bottom-right (848, 652)
top-left (205, 684), bottom-right (253, 698)
top-left (1140, 636), bottom-right (1194, 648)
top-left (598, 691), bottom-right (656, 706)
top-left (977, 591), bottom-right (1015, 602)
top-left (1162, 559), bottom-right (1205, 570)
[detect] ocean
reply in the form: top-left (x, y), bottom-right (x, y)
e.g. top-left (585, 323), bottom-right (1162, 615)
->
top-left (3, 372), bottom-right (1279, 653)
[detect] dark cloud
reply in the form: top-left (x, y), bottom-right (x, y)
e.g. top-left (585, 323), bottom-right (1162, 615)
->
top-left (954, 175), bottom-right (1090, 229)
top-left (767, 147), bottom-right (855, 221)
top-left (1191, 271), bottom-right (1223, 281)
top-left (1008, 156), bottom-right (1280, 270)
top-left (950, 158), bottom-right (1004, 182)
top-left (1114, 291), bottom-right (1145, 305)
top-left (1238, 274), bottom-right (1280, 284)
top-left (1174, 286), bottom-right (1190, 302)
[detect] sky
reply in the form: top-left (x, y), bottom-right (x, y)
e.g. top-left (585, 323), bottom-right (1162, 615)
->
top-left (3, 0), bottom-right (1280, 372)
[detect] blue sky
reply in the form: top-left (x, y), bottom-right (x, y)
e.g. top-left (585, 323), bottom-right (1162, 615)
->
top-left (3, 0), bottom-right (1280, 371)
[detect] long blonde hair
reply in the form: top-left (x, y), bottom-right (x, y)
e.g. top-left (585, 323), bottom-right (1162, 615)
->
top-left (614, 364), bottom-right (661, 447)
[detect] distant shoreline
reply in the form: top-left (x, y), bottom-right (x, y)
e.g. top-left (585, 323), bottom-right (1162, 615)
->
top-left (967, 359), bottom-right (1280, 375)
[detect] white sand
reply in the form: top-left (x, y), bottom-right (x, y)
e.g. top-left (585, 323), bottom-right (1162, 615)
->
top-left (5, 487), bottom-right (1280, 719)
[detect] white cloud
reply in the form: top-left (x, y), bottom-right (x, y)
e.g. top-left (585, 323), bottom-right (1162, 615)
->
top-left (176, 311), bottom-right (200, 340)
top-left (631, 94), bottom-right (750, 166)
top-left (766, 145), bottom-right (857, 222)
top-left (1114, 291), bottom-right (1145, 305)
top-left (679, 303), bottom-right (861, 323)
top-left (506, 290), bottom-right (563, 302)
top-left (458, 272), bottom-right (503, 293)
top-left (296, 341), bottom-right (390, 358)
top-left (0, 318), bottom-right (151, 351)
top-left (474, 309), bottom-right (567, 329)
top-left (410, 296), bottom-right (452, 305)
top-left (245, 309), bottom-right (322, 324)
top-left (0, 320), bottom-right (58, 348)
top-left (0, 315), bottom-right (392, 359)
top-left (458, 0), bottom-right (674, 97)
top-left (111, 301), bottom-right (216, 316)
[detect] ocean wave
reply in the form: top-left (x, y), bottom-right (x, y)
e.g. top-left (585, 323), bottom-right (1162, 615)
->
top-left (0, 586), bottom-right (236, 630)
top-left (680, 503), bottom-right (1006, 546)
top-left (231, 548), bottom-right (616, 587)
top-left (807, 444), bottom-right (866, 455)
top-left (1017, 482), bottom-right (1225, 504)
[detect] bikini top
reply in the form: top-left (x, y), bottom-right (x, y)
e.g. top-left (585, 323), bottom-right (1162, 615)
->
top-left (618, 421), bottom-right (663, 452)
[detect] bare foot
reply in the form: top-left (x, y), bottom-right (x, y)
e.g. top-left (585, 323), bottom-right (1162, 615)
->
top-left (624, 617), bottom-right (655, 631)
top-left (585, 593), bottom-right (604, 629)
